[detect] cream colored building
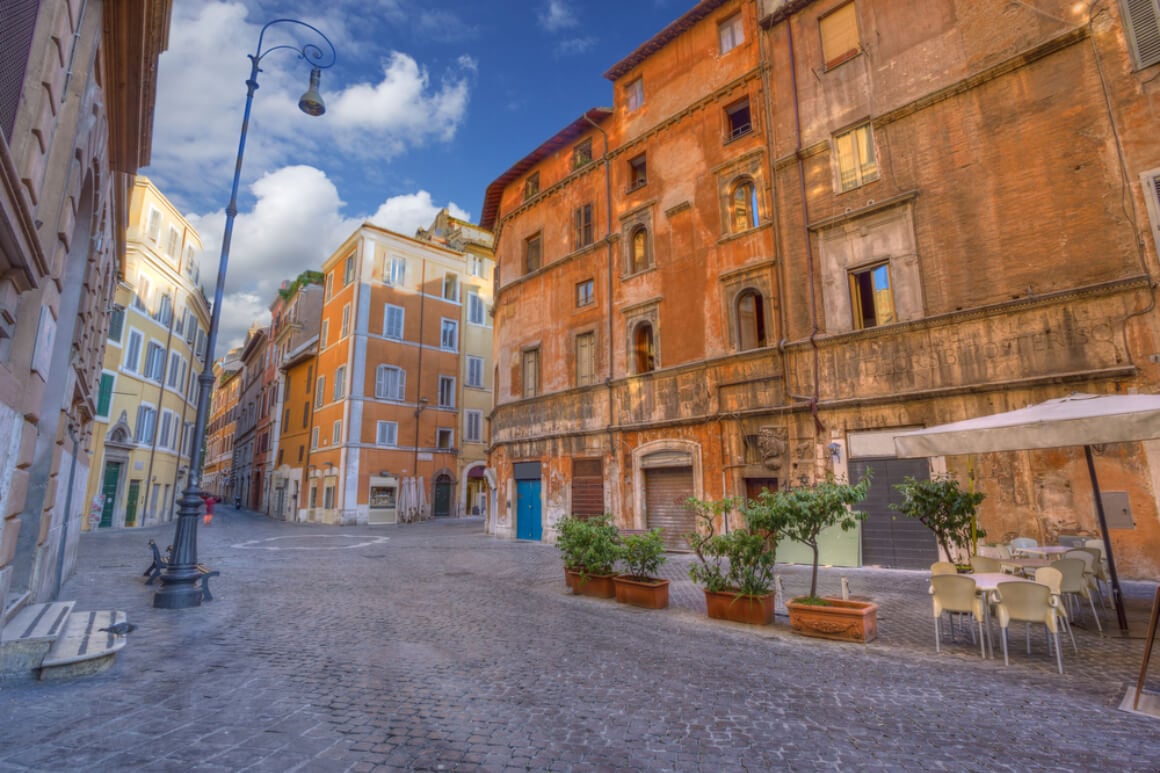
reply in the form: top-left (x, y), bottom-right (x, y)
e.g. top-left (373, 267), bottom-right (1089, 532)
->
top-left (82, 178), bottom-right (209, 529)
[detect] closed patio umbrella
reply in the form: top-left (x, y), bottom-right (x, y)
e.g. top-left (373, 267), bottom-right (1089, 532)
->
top-left (893, 392), bottom-right (1160, 633)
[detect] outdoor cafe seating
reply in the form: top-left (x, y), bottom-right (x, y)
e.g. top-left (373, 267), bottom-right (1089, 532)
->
top-left (992, 581), bottom-right (1067, 674)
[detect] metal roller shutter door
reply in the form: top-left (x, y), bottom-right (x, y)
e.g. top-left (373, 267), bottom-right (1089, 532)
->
top-left (572, 459), bottom-right (604, 517)
top-left (644, 467), bottom-right (695, 551)
top-left (852, 457), bottom-right (938, 569)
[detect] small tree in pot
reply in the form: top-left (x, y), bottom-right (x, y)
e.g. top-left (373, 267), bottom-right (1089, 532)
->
top-left (555, 514), bottom-right (621, 598)
top-left (891, 475), bottom-right (986, 568)
top-left (612, 528), bottom-right (670, 609)
top-left (685, 496), bottom-right (780, 625)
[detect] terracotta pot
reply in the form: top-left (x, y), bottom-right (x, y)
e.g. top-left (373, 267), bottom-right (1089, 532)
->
top-left (786, 598), bottom-right (878, 643)
top-left (703, 589), bottom-right (774, 625)
top-left (567, 570), bottom-right (616, 599)
top-left (564, 566), bottom-right (575, 589)
top-left (613, 576), bottom-right (670, 609)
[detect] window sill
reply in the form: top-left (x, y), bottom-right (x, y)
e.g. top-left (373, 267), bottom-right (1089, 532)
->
top-left (625, 180), bottom-right (647, 194)
top-left (723, 126), bottom-right (754, 145)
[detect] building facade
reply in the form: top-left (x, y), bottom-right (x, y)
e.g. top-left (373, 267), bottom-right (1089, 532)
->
top-left (305, 221), bottom-right (494, 525)
top-left (203, 350), bottom-right (241, 501)
top-left (482, 0), bottom-right (1160, 577)
top-left (233, 325), bottom-right (268, 510)
top-left (1, 0), bottom-right (172, 616)
top-left (82, 177), bottom-right (209, 530)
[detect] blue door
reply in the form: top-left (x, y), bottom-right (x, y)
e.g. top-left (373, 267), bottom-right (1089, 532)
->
top-left (516, 480), bottom-right (542, 541)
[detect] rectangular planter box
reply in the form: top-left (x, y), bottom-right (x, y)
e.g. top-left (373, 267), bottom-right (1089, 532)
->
top-left (612, 576), bottom-right (670, 609)
top-left (566, 570), bottom-right (616, 599)
top-left (704, 589), bottom-right (774, 625)
top-left (786, 598), bottom-right (878, 643)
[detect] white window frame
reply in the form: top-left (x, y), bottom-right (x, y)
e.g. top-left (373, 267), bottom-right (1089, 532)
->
top-left (166, 226), bottom-right (181, 258)
top-left (466, 355), bottom-right (484, 388)
top-left (341, 304), bottom-right (351, 338)
top-left (167, 352), bottom-right (183, 388)
top-left (375, 365), bottom-right (406, 401)
top-left (719, 11), bottom-right (744, 54)
top-left (124, 330), bottom-right (143, 373)
top-left (376, 420), bottom-right (398, 446)
top-left (311, 426), bottom-right (320, 449)
top-left (146, 208), bottom-right (162, 243)
top-left (384, 304), bottom-right (405, 339)
top-left (315, 375), bottom-right (326, 408)
top-left (467, 291), bottom-right (486, 326)
top-left (440, 319), bottom-right (458, 351)
top-left (436, 427), bottom-right (454, 450)
top-left (135, 404), bottom-right (157, 444)
top-left (626, 77), bottom-right (644, 111)
top-left (332, 420), bottom-right (342, 444)
top-left (465, 410), bottom-right (482, 443)
top-left (387, 256), bottom-right (406, 286)
top-left (443, 272), bottom-right (459, 302)
top-left (438, 375), bottom-right (456, 408)
top-left (334, 365), bottom-right (346, 401)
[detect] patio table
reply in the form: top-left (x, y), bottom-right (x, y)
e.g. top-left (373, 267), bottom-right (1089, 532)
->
top-left (1012, 545), bottom-right (1074, 557)
top-left (999, 557), bottom-right (1054, 576)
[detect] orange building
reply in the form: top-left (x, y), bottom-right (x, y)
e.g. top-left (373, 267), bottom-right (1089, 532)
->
top-left (306, 221), bottom-right (494, 525)
top-left (202, 351), bottom-right (241, 501)
top-left (482, 0), bottom-right (1160, 577)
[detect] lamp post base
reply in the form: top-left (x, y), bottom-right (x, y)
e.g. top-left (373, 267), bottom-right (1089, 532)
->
top-left (153, 578), bottom-right (204, 609)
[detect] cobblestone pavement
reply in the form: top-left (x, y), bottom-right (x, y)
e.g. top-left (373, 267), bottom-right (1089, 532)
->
top-left (1, 510), bottom-right (1157, 772)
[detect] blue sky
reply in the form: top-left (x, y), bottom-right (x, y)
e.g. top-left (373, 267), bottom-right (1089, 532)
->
top-left (142, 0), bottom-right (689, 349)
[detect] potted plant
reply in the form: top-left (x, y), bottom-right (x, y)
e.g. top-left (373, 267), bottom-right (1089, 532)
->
top-left (685, 496), bottom-right (779, 625)
top-left (773, 474), bottom-right (879, 643)
top-left (556, 514), bottom-right (620, 598)
top-left (891, 475), bottom-right (986, 570)
top-left (612, 529), bottom-right (670, 609)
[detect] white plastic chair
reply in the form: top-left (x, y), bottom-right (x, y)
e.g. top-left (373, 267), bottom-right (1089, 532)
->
top-left (930, 574), bottom-right (986, 658)
top-left (1053, 557), bottom-right (1103, 633)
top-left (1080, 541), bottom-right (1112, 606)
top-left (1009, 537), bottom-right (1038, 556)
top-left (1033, 566), bottom-right (1077, 655)
top-left (993, 581), bottom-right (1065, 674)
top-left (969, 555), bottom-right (1002, 574)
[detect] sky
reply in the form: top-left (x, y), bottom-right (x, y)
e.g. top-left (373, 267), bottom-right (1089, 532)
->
top-left (142, 0), bottom-right (690, 351)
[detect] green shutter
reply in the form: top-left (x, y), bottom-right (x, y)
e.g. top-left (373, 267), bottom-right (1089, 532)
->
top-left (97, 373), bottom-right (113, 417)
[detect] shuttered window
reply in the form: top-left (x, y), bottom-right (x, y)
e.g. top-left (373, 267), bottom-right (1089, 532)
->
top-left (576, 332), bottom-right (596, 386)
top-left (571, 458), bottom-right (604, 517)
top-left (820, 3), bottom-right (860, 69)
top-left (1123, 0), bottom-right (1160, 69)
top-left (97, 374), bottom-right (114, 417)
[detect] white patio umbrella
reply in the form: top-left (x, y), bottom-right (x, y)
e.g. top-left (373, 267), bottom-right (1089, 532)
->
top-left (893, 392), bottom-right (1160, 633)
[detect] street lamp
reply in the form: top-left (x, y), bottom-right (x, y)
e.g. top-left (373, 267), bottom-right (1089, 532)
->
top-left (154, 19), bottom-right (336, 609)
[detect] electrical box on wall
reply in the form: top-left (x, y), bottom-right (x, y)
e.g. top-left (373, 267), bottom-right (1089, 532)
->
top-left (1100, 491), bottom-right (1134, 529)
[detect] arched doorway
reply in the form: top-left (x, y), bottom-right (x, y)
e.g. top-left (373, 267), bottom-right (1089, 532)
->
top-left (433, 473), bottom-right (454, 517)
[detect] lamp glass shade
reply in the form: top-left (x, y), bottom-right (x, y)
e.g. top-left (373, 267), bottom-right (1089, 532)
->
top-left (298, 68), bottom-right (326, 116)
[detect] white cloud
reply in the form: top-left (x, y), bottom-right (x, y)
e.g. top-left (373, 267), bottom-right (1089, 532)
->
top-left (557, 37), bottom-right (596, 56)
top-left (187, 165), bottom-right (469, 350)
top-left (539, 0), bottom-right (578, 32)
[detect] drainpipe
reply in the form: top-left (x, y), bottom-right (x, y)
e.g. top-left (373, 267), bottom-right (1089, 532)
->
top-left (54, 422), bottom-right (79, 598)
top-left (583, 110), bottom-right (619, 522)
top-left (785, 17), bottom-right (825, 435)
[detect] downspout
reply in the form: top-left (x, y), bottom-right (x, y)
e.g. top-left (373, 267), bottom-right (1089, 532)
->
top-left (786, 17), bottom-right (825, 435)
top-left (53, 422), bottom-right (80, 598)
top-left (583, 111), bottom-right (619, 522)
top-left (413, 261), bottom-right (428, 489)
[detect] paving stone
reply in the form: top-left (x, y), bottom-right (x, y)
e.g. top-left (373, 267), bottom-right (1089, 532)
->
top-left (0, 511), bottom-right (1156, 771)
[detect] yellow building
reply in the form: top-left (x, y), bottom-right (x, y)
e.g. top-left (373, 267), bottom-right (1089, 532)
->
top-left (83, 178), bottom-right (210, 529)
top-left (204, 350), bottom-right (242, 501)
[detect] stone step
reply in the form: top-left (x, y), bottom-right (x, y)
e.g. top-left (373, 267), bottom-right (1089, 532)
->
top-left (38, 609), bottom-right (128, 681)
top-left (0, 601), bottom-right (75, 678)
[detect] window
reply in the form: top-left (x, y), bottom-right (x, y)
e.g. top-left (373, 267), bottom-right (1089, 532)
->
top-left (576, 332), bottom-right (596, 387)
top-left (320, 320), bottom-right (329, 347)
top-left (384, 304), bottom-right (404, 339)
top-left (465, 410), bottom-right (482, 442)
top-left (315, 375), bottom-right (326, 408)
top-left (522, 348), bottom-right (540, 398)
top-left (440, 319), bottom-right (458, 351)
top-left (438, 375), bottom-right (455, 408)
top-left (166, 227), bottom-right (180, 258)
top-left (821, 3), bottom-right (861, 69)
top-left (628, 227), bottom-right (650, 273)
top-left (849, 263), bottom-right (896, 329)
top-left (835, 124), bottom-right (878, 192)
top-left (626, 77), bottom-right (644, 111)
top-left (573, 204), bottom-right (594, 250)
top-left (184, 310), bottom-right (196, 343)
top-left (324, 484), bottom-right (335, 509)
top-left (174, 305), bottom-right (185, 336)
top-left (443, 273), bottom-right (459, 302)
top-left (184, 246), bottom-right (198, 282)
top-left (628, 154), bottom-right (647, 192)
top-left (436, 428), bottom-right (454, 450)
top-left (576, 279), bottom-right (594, 307)
top-left (159, 411), bottom-right (173, 450)
top-left (633, 323), bottom-right (656, 374)
top-left (333, 365), bottom-right (346, 401)
top-left (195, 328), bottom-right (207, 358)
top-left (145, 342), bottom-right (165, 381)
top-left (344, 255), bottom-right (355, 285)
top-left (108, 307), bottom-right (125, 342)
top-left (375, 365), bottom-right (406, 400)
top-left (332, 420), bottom-right (342, 444)
top-left (154, 293), bottom-right (172, 326)
top-left (311, 426), bottom-right (320, 449)
top-left (467, 291), bottom-right (486, 325)
top-left (302, 401), bottom-right (310, 428)
top-left (135, 405), bottom-right (157, 444)
top-left (341, 304), bottom-right (350, 338)
top-left (134, 275), bottom-right (151, 313)
top-left (146, 209), bottom-right (162, 242)
top-left (524, 233), bottom-right (542, 274)
top-left (573, 138), bottom-right (593, 169)
top-left (309, 484), bottom-right (318, 508)
top-left (736, 290), bottom-right (767, 350)
top-left (376, 421), bottom-right (398, 446)
top-left (1122, 0), bottom-right (1160, 69)
top-left (719, 12), bottom-right (744, 53)
top-left (468, 255), bottom-right (484, 277)
top-left (730, 178), bottom-right (759, 232)
top-left (524, 172), bottom-right (540, 200)
top-left (97, 373), bottom-right (114, 417)
top-left (387, 256), bottom-right (406, 286)
top-left (466, 355), bottom-right (484, 388)
top-left (297, 445), bottom-right (304, 462)
top-left (325, 273), bottom-right (333, 300)
top-left (725, 99), bottom-right (752, 140)
top-left (167, 352), bottom-right (183, 388)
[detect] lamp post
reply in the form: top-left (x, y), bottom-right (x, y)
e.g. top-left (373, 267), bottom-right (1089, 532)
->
top-left (154, 19), bottom-right (336, 609)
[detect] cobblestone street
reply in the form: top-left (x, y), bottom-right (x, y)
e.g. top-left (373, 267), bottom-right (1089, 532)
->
top-left (1, 511), bottom-right (1157, 772)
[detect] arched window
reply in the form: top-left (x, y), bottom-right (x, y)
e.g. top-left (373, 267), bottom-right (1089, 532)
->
top-left (731, 178), bottom-right (758, 233)
top-left (736, 290), bottom-right (766, 350)
top-left (629, 227), bottom-right (650, 273)
top-left (633, 323), bottom-right (656, 374)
